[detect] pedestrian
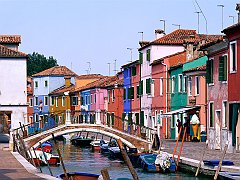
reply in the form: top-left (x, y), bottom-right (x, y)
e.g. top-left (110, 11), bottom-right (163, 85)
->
top-left (176, 119), bottom-right (182, 133)
top-left (184, 118), bottom-right (190, 141)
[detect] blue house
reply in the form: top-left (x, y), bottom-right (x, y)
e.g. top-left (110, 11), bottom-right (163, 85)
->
top-left (80, 89), bottom-right (91, 123)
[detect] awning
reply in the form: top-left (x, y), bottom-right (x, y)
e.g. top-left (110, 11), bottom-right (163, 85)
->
top-left (161, 106), bottom-right (199, 117)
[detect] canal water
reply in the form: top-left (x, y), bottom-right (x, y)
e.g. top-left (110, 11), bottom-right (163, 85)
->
top-left (40, 140), bottom-right (209, 180)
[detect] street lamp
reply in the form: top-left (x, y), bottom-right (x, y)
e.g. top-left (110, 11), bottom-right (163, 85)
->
top-left (160, 19), bottom-right (166, 33)
top-left (194, 12), bottom-right (201, 33)
top-left (127, 48), bottom-right (133, 62)
top-left (217, 4), bottom-right (224, 30)
top-left (172, 24), bottom-right (181, 29)
top-left (107, 63), bottom-right (111, 76)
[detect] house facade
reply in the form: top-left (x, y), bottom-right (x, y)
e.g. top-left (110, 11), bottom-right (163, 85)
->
top-left (0, 35), bottom-right (28, 137)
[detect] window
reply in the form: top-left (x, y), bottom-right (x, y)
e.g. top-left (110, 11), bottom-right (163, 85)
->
top-left (35, 114), bottom-right (39, 122)
top-left (219, 55), bottom-right (228, 81)
top-left (124, 88), bottom-right (127, 100)
top-left (91, 94), bottom-right (93, 104)
top-left (188, 76), bottom-right (192, 96)
top-left (62, 96), bottom-right (65, 107)
top-left (72, 96), bottom-right (78, 106)
top-left (139, 52), bottom-right (143, 64)
top-left (128, 87), bottom-right (134, 99)
top-left (81, 96), bottom-right (84, 105)
top-left (94, 94), bottom-right (96, 103)
top-left (178, 74), bottom-right (183, 92)
top-left (137, 85), bottom-right (140, 98)
top-left (88, 95), bottom-right (90, 105)
top-left (160, 77), bottom-right (163, 96)
top-left (183, 76), bottom-right (188, 92)
top-left (135, 113), bottom-right (139, 125)
top-left (230, 41), bottom-right (237, 73)
top-left (34, 96), bottom-right (38, 106)
top-left (146, 78), bottom-right (151, 94)
top-left (195, 76), bottom-right (200, 95)
top-left (29, 98), bottom-right (33, 107)
top-left (206, 59), bottom-right (214, 84)
top-left (209, 102), bottom-right (214, 127)
top-left (138, 80), bottom-right (143, 96)
top-left (132, 66), bottom-right (136, 76)
top-left (159, 110), bottom-right (163, 126)
top-left (50, 96), bottom-right (54, 106)
top-left (108, 90), bottom-right (110, 103)
top-left (44, 80), bottom-right (48, 87)
top-left (146, 49), bottom-right (151, 61)
top-left (56, 97), bottom-right (58, 107)
top-left (34, 81), bottom-right (38, 88)
top-left (44, 96), bottom-right (48, 106)
top-left (171, 76), bottom-right (175, 93)
top-left (222, 101), bottom-right (227, 128)
top-left (112, 89), bottom-right (115, 102)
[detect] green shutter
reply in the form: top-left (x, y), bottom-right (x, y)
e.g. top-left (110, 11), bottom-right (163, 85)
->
top-left (223, 55), bottom-right (227, 81)
top-left (146, 78), bottom-right (151, 94)
top-left (211, 60), bottom-right (214, 83)
top-left (139, 81), bottom-right (143, 95)
top-left (122, 113), bottom-right (126, 122)
top-left (206, 60), bottom-right (211, 84)
top-left (128, 87), bottom-right (131, 99)
top-left (140, 111), bottom-right (144, 126)
top-left (124, 89), bottom-right (126, 100)
top-left (147, 49), bottom-right (150, 61)
top-left (135, 113), bottom-right (139, 125)
top-left (111, 113), bottom-right (114, 126)
top-left (137, 86), bottom-right (140, 97)
top-left (139, 52), bottom-right (143, 64)
top-left (131, 87), bottom-right (134, 99)
top-left (128, 113), bottom-right (132, 125)
top-left (132, 66), bottom-right (136, 76)
top-left (219, 56), bottom-right (224, 81)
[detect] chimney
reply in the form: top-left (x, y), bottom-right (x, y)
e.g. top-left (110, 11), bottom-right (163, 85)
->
top-left (236, 3), bottom-right (240, 23)
top-left (155, 29), bottom-right (165, 39)
top-left (139, 41), bottom-right (150, 47)
top-left (64, 75), bottom-right (71, 88)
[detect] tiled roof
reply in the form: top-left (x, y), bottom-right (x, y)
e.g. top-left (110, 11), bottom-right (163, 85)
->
top-left (49, 84), bottom-right (75, 95)
top-left (73, 76), bottom-right (121, 92)
top-left (139, 29), bottom-right (223, 50)
top-left (183, 65), bottom-right (206, 73)
top-left (0, 35), bottom-right (21, 44)
top-left (0, 44), bottom-right (27, 57)
top-left (222, 22), bottom-right (240, 33)
top-left (151, 51), bottom-right (186, 66)
top-left (121, 60), bottom-right (139, 68)
top-left (32, 66), bottom-right (77, 77)
top-left (77, 74), bottom-right (104, 79)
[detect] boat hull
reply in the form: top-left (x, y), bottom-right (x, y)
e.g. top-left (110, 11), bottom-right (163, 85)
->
top-left (71, 138), bottom-right (93, 147)
top-left (219, 172), bottom-right (240, 180)
top-left (56, 172), bottom-right (100, 180)
top-left (33, 156), bottom-right (60, 166)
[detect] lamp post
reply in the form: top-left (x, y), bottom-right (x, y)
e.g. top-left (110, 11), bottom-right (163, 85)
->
top-left (172, 24), bottom-right (181, 29)
top-left (160, 19), bottom-right (166, 33)
top-left (195, 11), bottom-right (201, 33)
top-left (217, 4), bottom-right (224, 30)
top-left (127, 48), bottom-right (133, 62)
top-left (107, 63), bottom-right (111, 76)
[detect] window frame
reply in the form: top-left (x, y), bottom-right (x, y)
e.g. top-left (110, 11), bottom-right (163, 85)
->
top-left (50, 96), bottom-right (54, 106)
top-left (195, 76), bottom-right (200, 96)
top-left (171, 75), bottom-right (175, 94)
top-left (34, 96), bottom-right (38, 106)
top-left (29, 98), bottom-right (33, 107)
top-left (44, 96), bottom-right (48, 106)
top-left (222, 101), bottom-right (227, 128)
top-left (56, 97), bottom-right (58, 107)
top-left (209, 102), bottom-right (214, 128)
top-left (44, 80), bottom-right (48, 87)
top-left (160, 77), bottom-right (163, 96)
top-left (230, 41), bottom-right (237, 73)
top-left (178, 74), bottom-right (183, 92)
top-left (188, 76), bottom-right (192, 96)
top-left (34, 81), bottom-right (38, 88)
top-left (62, 96), bottom-right (65, 107)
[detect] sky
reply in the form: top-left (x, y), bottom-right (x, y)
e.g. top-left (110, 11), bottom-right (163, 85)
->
top-left (0, 0), bottom-right (239, 76)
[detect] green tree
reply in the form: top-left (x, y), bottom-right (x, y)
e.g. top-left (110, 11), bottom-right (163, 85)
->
top-left (27, 52), bottom-right (58, 76)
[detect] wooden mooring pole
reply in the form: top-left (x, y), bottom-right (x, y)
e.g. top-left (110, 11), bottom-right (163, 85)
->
top-left (117, 139), bottom-right (139, 180)
top-left (39, 142), bottom-right (53, 176)
top-left (195, 140), bottom-right (208, 177)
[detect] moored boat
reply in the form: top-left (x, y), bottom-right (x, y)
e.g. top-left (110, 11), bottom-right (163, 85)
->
top-left (71, 136), bottom-right (94, 147)
top-left (35, 141), bottom-right (52, 153)
top-left (30, 150), bottom-right (60, 166)
top-left (219, 172), bottom-right (240, 180)
top-left (56, 172), bottom-right (100, 180)
top-left (108, 140), bottom-right (122, 159)
top-left (90, 140), bottom-right (101, 152)
top-left (100, 139), bottom-right (109, 154)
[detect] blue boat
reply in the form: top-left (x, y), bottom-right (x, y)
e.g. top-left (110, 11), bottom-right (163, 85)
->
top-left (56, 172), bottom-right (100, 180)
top-left (138, 153), bottom-right (176, 173)
top-left (219, 172), bottom-right (240, 180)
top-left (107, 140), bottom-right (122, 159)
top-left (203, 160), bottom-right (234, 167)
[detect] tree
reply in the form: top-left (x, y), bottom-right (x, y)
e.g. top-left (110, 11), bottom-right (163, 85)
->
top-left (27, 52), bottom-right (58, 76)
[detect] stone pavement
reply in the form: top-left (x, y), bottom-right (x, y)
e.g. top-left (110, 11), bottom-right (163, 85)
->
top-left (0, 143), bottom-right (57, 180)
top-left (161, 140), bottom-right (240, 167)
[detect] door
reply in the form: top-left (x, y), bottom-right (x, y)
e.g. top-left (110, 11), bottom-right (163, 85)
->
top-left (215, 110), bottom-right (221, 150)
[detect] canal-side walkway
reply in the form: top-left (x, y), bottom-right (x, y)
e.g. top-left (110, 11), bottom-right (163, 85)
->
top-left (161, 140), bottom-right (240, 174)
top-left (0, 143), bottom-right (57, 180)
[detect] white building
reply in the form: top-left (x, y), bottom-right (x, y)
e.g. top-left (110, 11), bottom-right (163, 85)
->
top-left (0, 35), bottom-right (28, 141)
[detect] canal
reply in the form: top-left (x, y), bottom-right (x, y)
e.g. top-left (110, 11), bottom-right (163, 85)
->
top-left (40, 140), bottom-right (209, 180)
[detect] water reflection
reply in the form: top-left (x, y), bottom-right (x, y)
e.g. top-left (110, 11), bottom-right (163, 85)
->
top-left (39, 141), bottom-right (209, 180)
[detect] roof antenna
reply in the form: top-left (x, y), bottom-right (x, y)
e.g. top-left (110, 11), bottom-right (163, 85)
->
top-left (194, 0), bottom-right (208, 35)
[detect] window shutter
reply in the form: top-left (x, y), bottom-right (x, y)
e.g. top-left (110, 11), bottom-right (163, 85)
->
top-left (132, 66), bottom-right (136, 76)
top-left (139, 81), bottom-right (143, 95)
top-left (140, 111), bottom-right (144, 126)
top-left (137, 86), bottom-right (140, 97)
top-left (122, 113), bottom-right (126, 122)
top-left (128, 87), bottom-right (131, 99)
top-left (219, 56), bottom-right (224, 81)
top-left (223, 55), bottom-right (227, 81)
top-left (124, 89), bottom-right (126, 100)
top-left (146, 78), bottom-right (151, 94)
top-left (131, 87), bottom-right (134, 99)
top-left (206, 60), bottom-right (211, 84)
top-left (135, 113), bottom-right (139, 125)
top-left (111, 113), bottom-right (114, 126)
top-left (139, 52), bottom-right (143, 64)
top-left (147, 49), bottom-right (150, 61)
top-left (128, 113), bottom-right (133, 125)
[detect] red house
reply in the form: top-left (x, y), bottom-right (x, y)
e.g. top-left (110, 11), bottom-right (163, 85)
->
top-left (222, 19), bottom-right (240, 151)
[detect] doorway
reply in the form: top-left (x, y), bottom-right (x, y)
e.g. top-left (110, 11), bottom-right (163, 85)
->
top-left (215, 110), bottom-right (221, 150)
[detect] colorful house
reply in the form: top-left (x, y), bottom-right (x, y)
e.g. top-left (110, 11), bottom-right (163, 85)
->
top-left (222, 20), bottom-right (240, 152)
top-left (201, 39), bottom-right (228, 150)
top-left (0, 35), bottom-right (28, 136)
top-left (27, 77), bottom-right (34, 125)
top-left (32, 66), bottom-right (76, 128)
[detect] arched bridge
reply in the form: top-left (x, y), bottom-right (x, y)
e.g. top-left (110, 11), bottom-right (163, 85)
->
top-left (23, 124), bottom-right (152, 151)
